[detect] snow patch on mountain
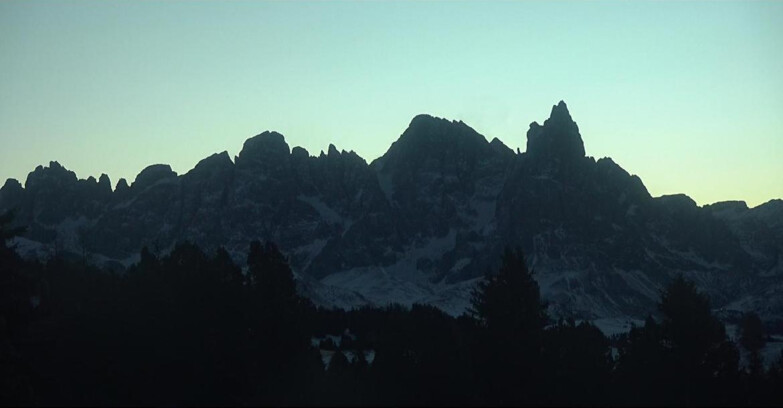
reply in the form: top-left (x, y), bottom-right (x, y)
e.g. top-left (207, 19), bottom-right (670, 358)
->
top-left (589, 317), bottom-right (645, 337)
top-left (297, 195), bottom-right (346, 227)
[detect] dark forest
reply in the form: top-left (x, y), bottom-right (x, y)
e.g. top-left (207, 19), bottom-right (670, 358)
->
top-left (2, 210), bottom-right (782, 406)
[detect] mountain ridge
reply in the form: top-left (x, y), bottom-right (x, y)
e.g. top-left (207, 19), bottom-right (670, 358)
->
top-left (2, 102), bottom-right (781, 324)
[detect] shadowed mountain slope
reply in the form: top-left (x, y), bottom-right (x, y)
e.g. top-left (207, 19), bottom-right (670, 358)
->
top-left (2, 102), bottom-right (781, 323)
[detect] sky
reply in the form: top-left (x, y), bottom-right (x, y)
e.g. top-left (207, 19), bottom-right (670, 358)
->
top-left (1, 1), bottom-right (781, 207)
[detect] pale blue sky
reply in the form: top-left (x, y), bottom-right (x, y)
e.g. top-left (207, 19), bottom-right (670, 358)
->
top-left (1, 1), bottom-right (781, 207)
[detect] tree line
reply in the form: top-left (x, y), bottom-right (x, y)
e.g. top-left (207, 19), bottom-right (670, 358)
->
top-left (1, 210), bottom-right (783, 406)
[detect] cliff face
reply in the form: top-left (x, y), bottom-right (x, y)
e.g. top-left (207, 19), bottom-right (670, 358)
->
top-left (2, 102), bottom-right (781, 321)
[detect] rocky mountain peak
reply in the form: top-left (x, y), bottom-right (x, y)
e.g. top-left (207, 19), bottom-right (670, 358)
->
top-left (376, 113), bottom-right (494, 169)
top-left (132, 164), bottom-right (177, 190)
top-left (656, 193), bottom-right (699, 213)
top-left (24, 161), bottom-right (78, 191)
top-left (489, 137), bottom-right (514, 157)
top-left (291, 146), bottom-right (310, 161)
top-left (2, 178), bottom-right (22, 193)
top-left (526, 100), bottom-right (585, 161)
top-left (549, 100), bottom-right (574, 124)
top-left (115, 178), bottom-right (129, 194)
top-left (183, 152), bottom-right (235, 188)
top-left (0, 178), bottom-right (23, 207)
top-left (192, 151), bottom-right (233, 173)
top-left (705, 200), bottom-right (749, 213)
top-left (236, 131), bottom-right (291, 169)
top-left (98, 174), bottom-right (112, 192)
top-left (408, 113), bottom-right (439, 128)
top-left (404, 114), bottom-right (478, 142)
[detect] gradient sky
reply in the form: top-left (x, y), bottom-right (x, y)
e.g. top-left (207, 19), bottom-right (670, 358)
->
top-left (1, 1), bottom-right (781, 207)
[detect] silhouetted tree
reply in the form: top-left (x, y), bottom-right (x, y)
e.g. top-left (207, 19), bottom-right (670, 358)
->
top-left (243, 240), bottom-right (316, 405)
top-left (469, 247), bottom-right (548, 405)
top-left (739, 312), bottom-right (767, 403)
top-left (740, 312), bottom-right (766, 355)
top-left (0, 210), bottom-right (35, 406)
top-left (542, 319), bottom-right (612, 405)
top-left (616, 276), bottom-right (741, 405)
top-left (0, 210), bottom-right (31, 331)
top-left (615, 314), bottom-right (667, 404)
top-left (764, 351), bottom-right (783, 405)
top-left (470, 248), bottom-right (547, 334)
top-left (246, 240), bottom-right (296, 301)
top-left (213, 246), bottom-right (243, 285)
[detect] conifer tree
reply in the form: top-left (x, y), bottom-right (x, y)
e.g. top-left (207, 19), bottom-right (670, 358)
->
top-left (468, 247), bottom-right (548, 405)
top-left (469, 247), bottom-right (547, 337)
top-left (616, 276), bottom-right (741, 405)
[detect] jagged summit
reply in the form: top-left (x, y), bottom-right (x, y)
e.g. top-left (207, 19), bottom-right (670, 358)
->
top-left (132, 164), bottom-right (177, 190)
top-left (291, 146), bottom-right (309, 160)
top-left (0, 178), bottom-right (23, 204)
top-left (237, 131), bottom-right (290, 165)
top-left (549, 100), bottom-right (574, 125)
top-left (402, 114), bottom-right (482, 141)
top-left (489, 137), bottom-right (514, 156)
top-left (1, 178), bottom-right (22, 192)
top-left (115, 178), bottom-right (129, 193)
top-left (376, 113), bottom-right (493, 167)
top-left (98, 174), bottom-right (112, 192)
top-left (192, 151), bottom-right (233, 173)
top-left (24, 160), bottom-right (78, 190)
top-left (656, 193), bottom-right (699, 211)
top-left (705, 200), bottom-right (749, 213)
top-left (408, 113), bottom-right (448, 127)
top-left (526, 100), bottom-right (585, 161)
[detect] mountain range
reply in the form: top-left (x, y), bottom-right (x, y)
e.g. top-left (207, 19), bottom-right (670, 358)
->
top-left (2, 101), bottom-right (781, 327)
